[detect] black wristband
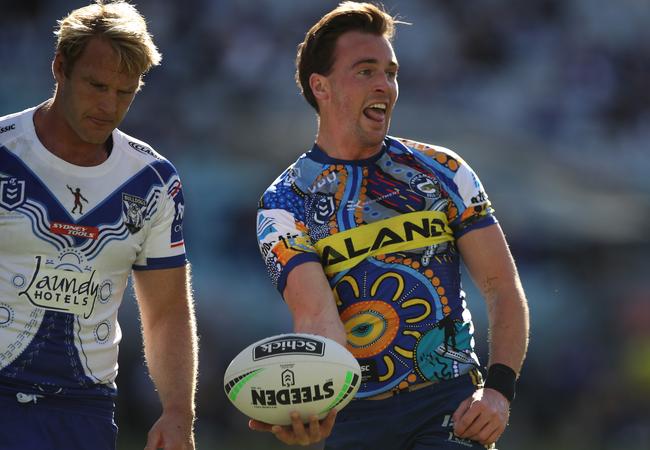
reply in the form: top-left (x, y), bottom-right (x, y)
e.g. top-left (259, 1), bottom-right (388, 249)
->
top-left (484, 363), bottom-right (517, 402)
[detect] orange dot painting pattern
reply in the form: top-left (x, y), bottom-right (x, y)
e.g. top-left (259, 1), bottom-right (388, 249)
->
top-left (334, 261), bottom-right (452, 394)
top-left (340, 300), bottom-right (399, 359)
top-left (397, 137), bottom-right (463, 175)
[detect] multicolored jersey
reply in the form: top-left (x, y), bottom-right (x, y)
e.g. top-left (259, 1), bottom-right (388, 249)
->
top-left (257, 136), bottom-right (496, 398)
top-left (0, 106), bottom-right (186, 399)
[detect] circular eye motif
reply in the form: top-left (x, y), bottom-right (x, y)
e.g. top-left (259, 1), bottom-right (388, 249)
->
top-left (94, 321), bottom-right (111, 343)
top-left (12, 275), bottom-right (26, 288)
top-left (99, 280), bottom-right (112, 304)
top-left (0, 304), bottom-right (14, 327)
top-left (340, 300), bottom-right (399, 359)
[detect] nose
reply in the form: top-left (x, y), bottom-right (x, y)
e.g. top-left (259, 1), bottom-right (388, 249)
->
top-left (374, 75), bottom-right (389, 92)
top-left (373, 72), bottom-right (395, 94)
top-left (97, 91), bottom-right (118, 116)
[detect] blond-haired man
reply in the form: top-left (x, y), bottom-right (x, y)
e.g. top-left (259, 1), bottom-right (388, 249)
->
top-left (0, 2), bottom-right (197, 449)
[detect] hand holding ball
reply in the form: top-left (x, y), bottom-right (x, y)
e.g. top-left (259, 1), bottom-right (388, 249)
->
top-left (224, 333), bottom-right (361, 425)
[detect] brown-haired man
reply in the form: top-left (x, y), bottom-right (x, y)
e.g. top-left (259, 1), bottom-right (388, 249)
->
top-left (254, 2), bottom-right (529, 449)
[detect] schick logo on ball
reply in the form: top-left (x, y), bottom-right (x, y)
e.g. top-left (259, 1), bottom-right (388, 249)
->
top-left (253, 336), bottom-right (325, 360)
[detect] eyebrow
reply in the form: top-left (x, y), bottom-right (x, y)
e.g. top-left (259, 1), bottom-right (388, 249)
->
top-left (351, 58), bottom-right (399, 69)
top-left (82, 74), bottom-right (139, 91)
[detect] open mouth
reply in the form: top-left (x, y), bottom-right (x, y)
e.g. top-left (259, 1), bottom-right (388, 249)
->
top-left (363, 103), bottom-right (387, 122)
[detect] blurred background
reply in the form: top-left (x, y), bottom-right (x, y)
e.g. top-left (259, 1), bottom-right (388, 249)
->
top-left (2, 0), bottom-right (650, 449)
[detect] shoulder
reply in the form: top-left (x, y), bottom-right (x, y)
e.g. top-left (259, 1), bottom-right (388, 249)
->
top-left (0, 107), bottom-right (32, 146)
top-left (265, 152), bottom-right (315, 191)
top-left (258, 153), bottom-right (315, 211)
top-left (113, 128), bottom-right (166, 163)
top-left (387, 136), bottom-right (466, 173)
top-left (113, 129), bottom-right (180, 181)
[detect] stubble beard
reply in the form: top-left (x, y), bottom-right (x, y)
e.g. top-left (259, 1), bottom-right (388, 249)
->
top-left (357, 117), bottom-right (389, 151)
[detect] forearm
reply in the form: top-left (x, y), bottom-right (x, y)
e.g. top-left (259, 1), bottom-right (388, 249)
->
top-left (142, 303), bottom-right (198, 415)
top-left (285, 262), bottom-right (347, 347)
top-left (134, 266), bottom-right (199, 418)
top-left (459, 225), bottom-right (530, 376)
top-left (483, 276), bottom-right (529, 375)
top-left (292, 304), bottom-right (346, 346)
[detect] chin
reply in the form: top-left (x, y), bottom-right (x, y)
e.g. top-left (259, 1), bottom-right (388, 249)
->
top-left (81, 131), bottom-right (111, 145)
top-left (365, 130), bottom-right (388, 145)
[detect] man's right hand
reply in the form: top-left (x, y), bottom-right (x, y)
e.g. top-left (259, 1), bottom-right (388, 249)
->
top-left (249, 409), bottom-right (337, 446)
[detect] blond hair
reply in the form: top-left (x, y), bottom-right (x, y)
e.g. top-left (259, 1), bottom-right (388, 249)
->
top-left (55, 0), bottom-right (161, 81)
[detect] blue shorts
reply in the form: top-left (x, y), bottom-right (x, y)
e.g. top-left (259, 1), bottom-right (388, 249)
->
top-left (325, 372), bottom-right (492, 450)
top-left (0, 389), bottom-right (117, 450)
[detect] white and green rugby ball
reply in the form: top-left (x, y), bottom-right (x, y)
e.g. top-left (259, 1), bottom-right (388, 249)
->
top-left (224, 333), bottom-right (361, 425)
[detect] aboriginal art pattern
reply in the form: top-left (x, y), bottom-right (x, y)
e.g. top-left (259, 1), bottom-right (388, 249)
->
top-left (257, 136), bottom-right (496, 397)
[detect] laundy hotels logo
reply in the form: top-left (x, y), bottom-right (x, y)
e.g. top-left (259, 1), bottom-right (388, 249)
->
top-left (19, 250), bottom-right (100, 319)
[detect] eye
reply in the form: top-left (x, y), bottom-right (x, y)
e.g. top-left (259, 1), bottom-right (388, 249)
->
top-left (118, 89), bottom-right (135, 96)
top-left (90, 81), bottom-right (107, 91)
top-left (358, 68), bottom-right (372, 76)
top-left (387, 70), bottom-right (398, 80)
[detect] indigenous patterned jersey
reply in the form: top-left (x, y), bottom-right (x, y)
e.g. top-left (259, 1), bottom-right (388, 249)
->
top-left (0, 106), bottom-right (186, 398)
top-left (257, 136), bottom-right (496, 398)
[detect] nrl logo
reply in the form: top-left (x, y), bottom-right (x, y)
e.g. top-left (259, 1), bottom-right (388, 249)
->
top-left (122, 193), bottom-right (146, 234)
top-left (0, 177), bottom-right (26, 210)
top-left (311, 195), bottom-right (335, 225)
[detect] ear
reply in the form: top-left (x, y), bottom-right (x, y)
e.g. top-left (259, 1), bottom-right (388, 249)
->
top-left (52, 52), bottom-right (66, 84)
top-left (309, 73), bottom-right (330, 103)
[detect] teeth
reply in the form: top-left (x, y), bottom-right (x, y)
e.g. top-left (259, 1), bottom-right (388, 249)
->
top-left (368, 103), bottom-right (387, 110)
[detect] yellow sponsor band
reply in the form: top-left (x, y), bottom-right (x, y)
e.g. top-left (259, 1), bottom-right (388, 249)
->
top-left (314, 211), bottom-right (454, 274)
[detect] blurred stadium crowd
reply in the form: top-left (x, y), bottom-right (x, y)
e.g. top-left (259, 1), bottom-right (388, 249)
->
top-left (1, 0), bottom-right (649, 449)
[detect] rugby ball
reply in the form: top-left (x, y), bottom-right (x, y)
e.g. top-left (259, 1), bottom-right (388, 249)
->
top-left (223, 333), bottom-right (361, 425)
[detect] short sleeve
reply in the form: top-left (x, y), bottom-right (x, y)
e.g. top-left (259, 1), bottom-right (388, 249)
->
top-left (448, 159), bottom-right (497, 238)
top-left (256, 207), bottom-right (320, 294)
top-left (132, 172), bottom-right (187, 270)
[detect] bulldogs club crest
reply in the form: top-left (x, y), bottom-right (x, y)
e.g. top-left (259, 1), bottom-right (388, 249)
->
top-left (122, 193), bottom-right (146, 233)
top-left (0, 177), bottom-right (26, 210)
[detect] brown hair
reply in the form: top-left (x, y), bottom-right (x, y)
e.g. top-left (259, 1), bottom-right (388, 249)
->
top-left (55, 0), bottom-right (161, 86)
top-left (296, 2), bottom-right (397, 111)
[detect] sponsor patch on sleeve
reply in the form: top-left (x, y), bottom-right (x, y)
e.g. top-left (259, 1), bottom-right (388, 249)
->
top-left (169, 180), bottom-right (185, 248)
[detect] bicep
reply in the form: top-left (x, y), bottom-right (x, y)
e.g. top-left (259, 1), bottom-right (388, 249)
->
top-left (457, 224), bottom-right (519, 301)
top-left (132, 265), bottom-right (190, 323)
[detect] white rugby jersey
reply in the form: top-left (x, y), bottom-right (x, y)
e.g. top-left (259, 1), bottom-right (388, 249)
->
top-left (0, 106), bottom-right (186, 398)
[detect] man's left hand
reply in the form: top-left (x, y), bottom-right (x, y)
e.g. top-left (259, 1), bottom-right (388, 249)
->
top-left (144, 410), bottom-right (195, 450)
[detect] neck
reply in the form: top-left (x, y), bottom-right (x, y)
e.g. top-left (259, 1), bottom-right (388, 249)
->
top-left (33, 100), bottom-right (109, 167)
top-left (315, 130), bottom-right (384, 161)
